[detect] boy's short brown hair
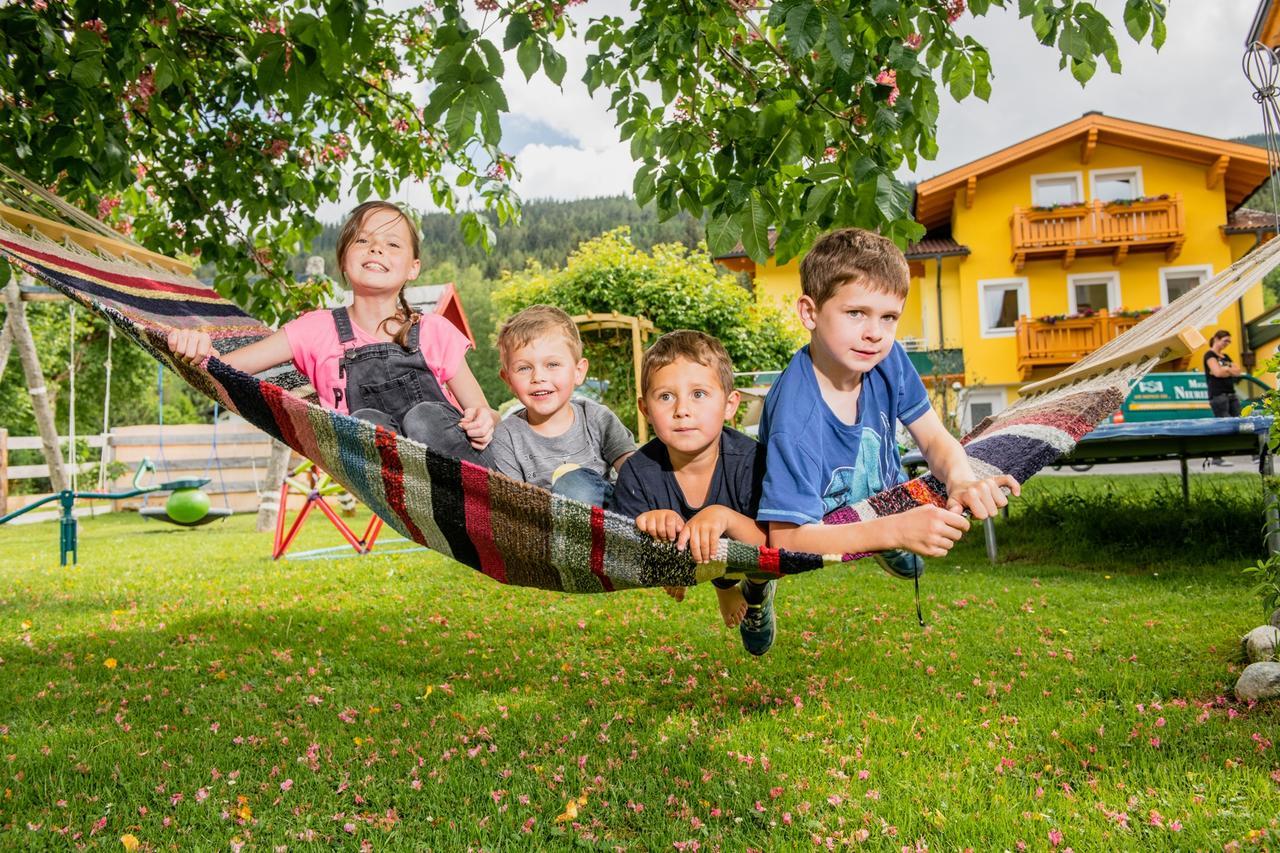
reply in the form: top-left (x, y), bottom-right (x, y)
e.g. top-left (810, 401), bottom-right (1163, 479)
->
top-left (497, 304), bottom-right (583, 362)
top-left (799, 227), bottom-right (910, 307)
top-left (641, 330), bottom-right (735, 396)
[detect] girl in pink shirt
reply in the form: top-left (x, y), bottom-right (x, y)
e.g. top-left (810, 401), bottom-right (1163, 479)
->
top-left (168, 202), bottom-right (497, 464)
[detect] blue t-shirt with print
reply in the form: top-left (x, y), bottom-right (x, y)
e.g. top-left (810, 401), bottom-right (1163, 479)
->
top-left (757, 343), bottom-right (931, 526)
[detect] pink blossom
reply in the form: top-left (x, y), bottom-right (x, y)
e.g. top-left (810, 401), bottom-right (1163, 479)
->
top-left (280, 779), bottom-right (293, 792)
top-left (904, 33), bottom-right (922, 50)
top-left (945, 0), bottom-right (965, 23)
top-left (522, 817), bottom-right (535, 833)
top-left (1048, 828), bottom-right (1063, 847)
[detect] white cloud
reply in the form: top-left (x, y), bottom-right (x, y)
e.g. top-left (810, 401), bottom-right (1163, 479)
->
top-left (510, 140), bottom-right (636, 200)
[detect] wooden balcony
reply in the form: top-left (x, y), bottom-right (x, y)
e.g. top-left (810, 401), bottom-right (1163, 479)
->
top-left (1010, 194), bottom-right (1185, 271)
top-left (1015, 310), bottom-right (1142, 378)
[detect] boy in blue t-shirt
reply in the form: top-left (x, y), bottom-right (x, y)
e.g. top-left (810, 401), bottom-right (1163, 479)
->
top-left (755, 228), bottom-right (1020, 650)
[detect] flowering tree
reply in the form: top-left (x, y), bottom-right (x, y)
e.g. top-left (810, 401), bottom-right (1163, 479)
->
top-left (0, 0), bottom-right (1165, 319)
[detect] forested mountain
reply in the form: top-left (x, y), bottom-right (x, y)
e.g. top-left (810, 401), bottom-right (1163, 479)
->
top-left (302, 196), bottom-right (704, 278)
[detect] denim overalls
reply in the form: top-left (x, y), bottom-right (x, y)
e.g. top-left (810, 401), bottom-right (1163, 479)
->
top-left (332, 307), bottom-right (491, 466)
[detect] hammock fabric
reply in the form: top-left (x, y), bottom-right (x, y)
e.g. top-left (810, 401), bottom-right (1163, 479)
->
top-left (0, 228), bottom-right (1147, 591)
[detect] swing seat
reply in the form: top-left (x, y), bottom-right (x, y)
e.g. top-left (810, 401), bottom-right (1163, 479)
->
top-left (139, 478), bottom-right (230, 526)
top-left (139, 506), bottom-right (233, 527)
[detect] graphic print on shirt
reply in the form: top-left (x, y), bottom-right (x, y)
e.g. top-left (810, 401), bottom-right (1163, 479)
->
top-left (819, 412), bottom-right (904, 514)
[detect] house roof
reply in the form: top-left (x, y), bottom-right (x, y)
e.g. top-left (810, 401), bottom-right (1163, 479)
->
top-left (1224, 207), bottom-right (1280, 234)
top-left (1249, 0), bottom-right (1280, 47)
top-left (712, 229), bottom-right (969, 262)
top-left (913, 112), bottom-right (1274, 231)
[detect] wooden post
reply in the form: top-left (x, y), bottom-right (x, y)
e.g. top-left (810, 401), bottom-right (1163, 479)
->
top-left (631, 315), bottom-right (648, 444)
top-left (0, 427), bottom-right (8, 516)
top-left (256, 439), bottom-right (293, 532)
top-left (4, 276), bottom-right (67, 492)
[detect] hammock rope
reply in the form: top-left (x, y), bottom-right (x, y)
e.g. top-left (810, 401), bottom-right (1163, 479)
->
top-left (3, 203), bottom-right (1279, 593)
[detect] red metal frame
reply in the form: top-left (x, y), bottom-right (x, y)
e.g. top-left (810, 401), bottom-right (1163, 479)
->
top-left (271, 464), bottom-right (385, 560)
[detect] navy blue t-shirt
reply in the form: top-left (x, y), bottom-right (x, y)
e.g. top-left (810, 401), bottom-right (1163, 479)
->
top-left (609, 427), bottom-right (766, 522)
top-left (757, 343), bottom-right (930, 526)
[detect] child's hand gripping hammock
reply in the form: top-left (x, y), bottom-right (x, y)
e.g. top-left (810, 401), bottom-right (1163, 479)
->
top-left (3, 197), bottom-right (1278, 592)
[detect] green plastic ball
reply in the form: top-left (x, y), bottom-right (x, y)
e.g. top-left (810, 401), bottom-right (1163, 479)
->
top-left (165, 488), bottom-right (211, 524)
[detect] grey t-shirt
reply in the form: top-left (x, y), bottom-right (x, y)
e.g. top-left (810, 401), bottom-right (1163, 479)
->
top-left (490, 398), bottom-right (637, 489)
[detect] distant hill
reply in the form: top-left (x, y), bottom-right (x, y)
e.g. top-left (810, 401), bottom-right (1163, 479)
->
top-left (302, 196), bottom-right (703, 279)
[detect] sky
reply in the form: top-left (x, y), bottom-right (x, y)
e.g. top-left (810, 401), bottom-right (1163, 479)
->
top-left (333, 0), bottom-right (1271, 217)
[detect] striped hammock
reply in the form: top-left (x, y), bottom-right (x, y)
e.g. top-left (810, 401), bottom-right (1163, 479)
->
top-left (2, 213), bottom-right (1277, 592)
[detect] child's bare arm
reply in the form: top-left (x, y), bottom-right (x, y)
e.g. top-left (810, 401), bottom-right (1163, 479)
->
top-left (906, 409), bottom-right (1020, 519)
top-left (446, 360), bottom-right (498, 450)
top-left (676, 506), bottom-right (765, 564)
top-left (769, 504), bottom-right (969, 558)
top-left (167, 327), bottom-right (293, 375)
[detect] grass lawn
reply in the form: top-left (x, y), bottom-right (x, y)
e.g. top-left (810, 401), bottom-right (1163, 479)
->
top-left (2, 473), bottom-right (1278, 850)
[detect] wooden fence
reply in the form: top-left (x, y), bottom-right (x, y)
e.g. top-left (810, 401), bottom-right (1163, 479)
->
top-left (1, 421), bottom-right (285, 517)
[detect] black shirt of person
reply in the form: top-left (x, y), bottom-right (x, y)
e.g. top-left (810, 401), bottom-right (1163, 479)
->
top-left (610, 427), bottom-right (766, 524)
top-left (1203, 349), bottom-right (1237, 399)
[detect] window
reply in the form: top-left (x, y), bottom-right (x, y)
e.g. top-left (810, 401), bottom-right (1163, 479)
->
top-left (978, 278), bottom-right (1030, 338)
top-left (1067, 272), bottom-right (1121, 314)
top-left (1159, 265), bottom-right (1212, 305)
top-left (1090, 167), bottom-right (1144, 203)
top-left (961, 388), bottom-right (1008, 433)
top-left (1031, 172), bottom-right (1084, 207)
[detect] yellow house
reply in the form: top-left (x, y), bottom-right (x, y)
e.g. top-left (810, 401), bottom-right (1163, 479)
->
top-left (717, 112), bottom-right (1276, 430)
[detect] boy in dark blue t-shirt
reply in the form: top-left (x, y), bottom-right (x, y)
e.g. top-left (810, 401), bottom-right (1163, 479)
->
top-left (610, 331), bottom-right (772, 654)
top-left (758, 228), bottom-right (1021, 650)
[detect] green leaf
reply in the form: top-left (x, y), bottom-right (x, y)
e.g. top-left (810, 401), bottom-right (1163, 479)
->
top-left (543, 43), bottom-right (567, 85)
top-left (1123, 0), bottom-right (1150, 41)
top-left (504, 14), bottom-right (535, 50)
top-left (873, 173), bottom-right (911, 221)
top-left (1150, 3), bottom-right (1167, 49)
top-left (1070, 56), bottom-right (1097, 84)
top-left (517, 39), bottom-right (541, 81)
top-left (822, 13), bottom-right (854, 71)
top-left (947, 53), bottom-right (972, 100)
top-left (633, 167), bottom-right (657, 206)
top-left (972, 49), bottom-right (992, 101)
top-left (784, 3), bottom-right (823, 60)
top-left (706, 214), bottom-right (742, 258)
top-left (738, 194), bottom-right (771, 263)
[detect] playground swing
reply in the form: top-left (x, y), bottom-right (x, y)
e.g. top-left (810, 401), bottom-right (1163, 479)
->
top-left (137, 362), bottom-right (233, 527)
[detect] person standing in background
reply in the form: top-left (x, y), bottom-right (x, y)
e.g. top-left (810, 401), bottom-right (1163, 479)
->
top-left (1204, 329), bottom-right (1244, 467)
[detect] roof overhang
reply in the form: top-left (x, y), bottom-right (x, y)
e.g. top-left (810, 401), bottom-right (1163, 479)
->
top-left (1249, 0), bottom-right (1280, 47)
top-left (913, 113), bottom-right (1273, 231)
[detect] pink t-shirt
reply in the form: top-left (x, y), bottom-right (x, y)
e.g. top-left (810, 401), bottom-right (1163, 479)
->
top-left (283, 310), bottom-right (472, 414)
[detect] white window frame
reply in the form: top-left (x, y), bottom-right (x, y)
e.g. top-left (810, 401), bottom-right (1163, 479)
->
top-left (1159, 264), bottom-right (1214, 306)
top-left (960, 387), bottom-right (1008, 434)
top-left (978, 277), bottom-right (1030, 339)
top-left (1088, 166), bottom-right (1145, 203)
top-left (1067, 271), bottom-right (1122, 314)
top-left (1030, 171), bottom-right (1084, 207)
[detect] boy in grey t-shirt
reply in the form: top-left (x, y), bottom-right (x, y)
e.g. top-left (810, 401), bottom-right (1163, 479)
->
top-left (490, 306), bottom-right (636, 505)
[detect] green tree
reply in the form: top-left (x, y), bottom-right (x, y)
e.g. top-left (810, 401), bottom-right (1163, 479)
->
top-left (0, 0), bottom-right (1165, 319)
top-left (494, 227), bottom-right (804, 429)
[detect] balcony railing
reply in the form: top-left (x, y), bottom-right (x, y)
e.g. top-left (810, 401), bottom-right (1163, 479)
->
top-left (1015, 311), bottom-right (1142, 378)
top-left (1010, 195), bottom-right (1184, 271)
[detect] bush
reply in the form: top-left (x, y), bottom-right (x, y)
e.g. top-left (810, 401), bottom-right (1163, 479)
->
top-left (494, 228), bottom-right (804, 431)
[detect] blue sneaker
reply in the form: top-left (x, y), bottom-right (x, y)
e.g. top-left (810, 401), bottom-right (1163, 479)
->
top-left (874, 549), bottom-right (924, 580)
top-left (739, 580), bottom-right (776, 657)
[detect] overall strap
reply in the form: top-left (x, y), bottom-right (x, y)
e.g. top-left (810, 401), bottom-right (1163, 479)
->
top-left (331, 307), bottom-right (356, 344)
top-left (405, 314), bottom-right (421, 351)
